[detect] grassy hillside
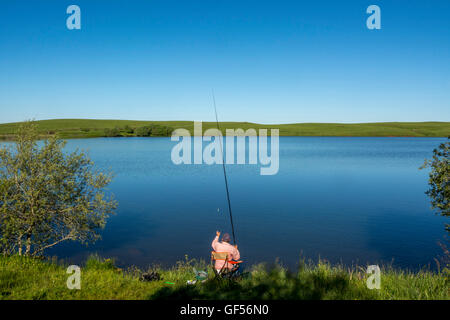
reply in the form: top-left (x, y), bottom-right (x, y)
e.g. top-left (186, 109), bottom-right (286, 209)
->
top-left (0, 255), bottom-right (448, 300)
top-left (0, 119), bottom-right (448, 139)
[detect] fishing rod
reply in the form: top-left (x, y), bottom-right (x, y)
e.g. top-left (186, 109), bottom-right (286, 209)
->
top-left (212, 91), bottom-right (237, 245)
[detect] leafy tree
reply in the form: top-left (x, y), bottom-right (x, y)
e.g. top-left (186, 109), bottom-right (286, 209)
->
top-left (166, 126), bottom-right (174, 136)
top-left (149, 125), bottom-right (174, 136)
top-left (0, 121), bottom-right (117, 256)
top-left (104, 127), bottom-right (120, 137)
top-left (123, 125), bottom-right (134, 134)
top-left (135, 126), bottom-right (152, 137)
top-left (150, 125), bottom-right (165, 136)
top-left (134, 125), bottom-right (173, 137)
top-left (421, 137), bottom-right (449, 233)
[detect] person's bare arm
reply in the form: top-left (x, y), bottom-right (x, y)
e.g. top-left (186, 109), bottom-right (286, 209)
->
top-left (212, 231), bottom-right (220, 250)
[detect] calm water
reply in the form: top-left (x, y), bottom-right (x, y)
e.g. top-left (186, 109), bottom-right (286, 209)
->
top-left (12, 137), bottom-right (449, 270)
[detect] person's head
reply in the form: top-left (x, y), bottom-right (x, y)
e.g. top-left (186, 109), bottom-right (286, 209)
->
top-left (221, 233), bottom-right (231, 243)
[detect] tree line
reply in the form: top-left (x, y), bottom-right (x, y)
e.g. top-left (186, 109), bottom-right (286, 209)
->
top-left (103, 125), bottom-right (174, 137)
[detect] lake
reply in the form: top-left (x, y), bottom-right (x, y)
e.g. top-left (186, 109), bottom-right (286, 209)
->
top-left (10, 137), bottom-right (449, 270)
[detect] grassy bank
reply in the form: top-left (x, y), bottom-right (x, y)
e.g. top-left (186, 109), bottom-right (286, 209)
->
top-left (0, 119), bottom-right (449, 140)
top-left (0, 255), bottom-right (448, 300)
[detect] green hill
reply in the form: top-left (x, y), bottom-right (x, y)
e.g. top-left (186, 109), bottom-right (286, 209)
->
top-left (0, 119), bottom-right (448, 139)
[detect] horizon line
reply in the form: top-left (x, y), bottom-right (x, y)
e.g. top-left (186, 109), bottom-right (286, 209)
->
top-left (1, 118), bottom-right (449, 126)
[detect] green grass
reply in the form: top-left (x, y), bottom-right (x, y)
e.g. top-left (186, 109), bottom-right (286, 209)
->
top-left (0, 119), bottom-right (448, 140)
top-left (0, 255), bottom-right (448, 300)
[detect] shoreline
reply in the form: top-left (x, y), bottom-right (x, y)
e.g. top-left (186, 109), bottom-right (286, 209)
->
top-left (1, 254), bottom-right (448, 300)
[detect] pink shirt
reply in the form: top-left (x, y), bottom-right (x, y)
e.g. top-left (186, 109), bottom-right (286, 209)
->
top-left (211, 236), bottom-right (241, 270)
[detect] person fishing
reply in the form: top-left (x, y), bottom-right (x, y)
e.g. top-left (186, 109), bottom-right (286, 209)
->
top-left (211, 230), bottom-right (240, 271)
top-left (210, 92), bottom-right (242, 273)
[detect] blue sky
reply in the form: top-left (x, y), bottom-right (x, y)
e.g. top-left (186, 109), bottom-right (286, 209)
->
top-left (0, 0), bottom-right (449, 124)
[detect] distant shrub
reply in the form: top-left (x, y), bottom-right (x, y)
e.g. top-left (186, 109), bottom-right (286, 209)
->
top-left (150, 125), bottom-right (166, 136)
top-left (166, 126), bottom-right (174, 136)
top-left (149, 125), bottom-right (173, 136)
top-left (124, 125), bottom-right (134, 134)
top-left (80, 128), bottom-right (90, 132)
top-left (134, 125), bottom-right (173, 137)
top-left (104, 128), bottom-right (120, 137)
top-left (135, 126), bottom-right (152, 137)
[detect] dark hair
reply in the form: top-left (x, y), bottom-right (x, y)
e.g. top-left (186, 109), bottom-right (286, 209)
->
top-left (222, 233), bottom-right (231, 243)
